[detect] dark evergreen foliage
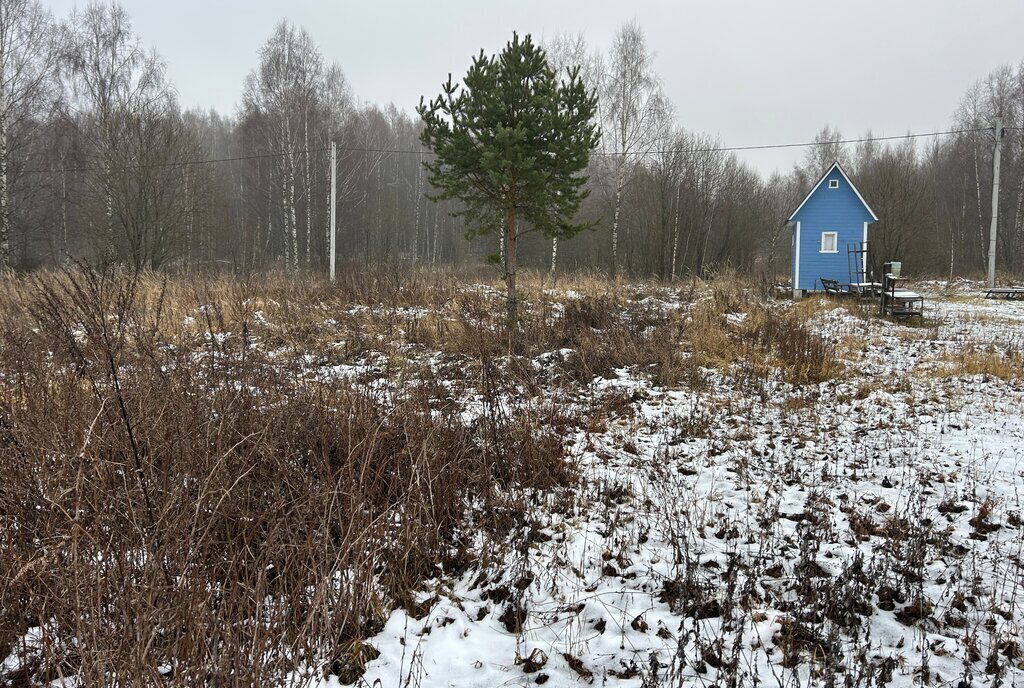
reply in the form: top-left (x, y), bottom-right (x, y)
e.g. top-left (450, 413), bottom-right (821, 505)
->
top-left (418, 33), bottom-right (600, 310)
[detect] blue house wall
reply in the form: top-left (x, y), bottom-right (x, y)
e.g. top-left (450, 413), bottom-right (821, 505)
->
top-left (788, 165), bottom-right (877, 293)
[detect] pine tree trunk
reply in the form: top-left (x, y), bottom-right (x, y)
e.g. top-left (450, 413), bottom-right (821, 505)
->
top-left (431, 202), bottom-right (440, 265)
top-left (505, 206), bottom-right (518, 324)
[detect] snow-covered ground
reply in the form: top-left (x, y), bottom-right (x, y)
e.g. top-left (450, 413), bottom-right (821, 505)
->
top-left (325, 289), bottom-right (1024, 688)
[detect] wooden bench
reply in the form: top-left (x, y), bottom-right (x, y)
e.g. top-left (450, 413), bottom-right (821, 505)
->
top-left (985, 287), bottom-right (1024, 300)
top-left (820, 278), bottom-right (848, 298)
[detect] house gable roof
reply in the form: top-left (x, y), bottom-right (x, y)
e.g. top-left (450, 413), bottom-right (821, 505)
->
top-left (786, 161), bottom-right (879, 224)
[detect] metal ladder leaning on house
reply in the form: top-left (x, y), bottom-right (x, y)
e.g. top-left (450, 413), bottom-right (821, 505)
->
top-left (846, 242), bottom-right (878, 297)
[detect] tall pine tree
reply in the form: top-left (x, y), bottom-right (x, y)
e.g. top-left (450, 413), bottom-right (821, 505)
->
top-left (418, 32), bottom-right (599, 321)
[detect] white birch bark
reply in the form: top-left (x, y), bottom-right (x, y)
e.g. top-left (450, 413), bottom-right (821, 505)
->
top-left (0, 118), bottom-right (8, 265)
top-left (413, 149), bottom-right (422, 261)
top-left (303, 110), bottom-right (311, 266)
top-left (611, 160), bottom-right (623, 276)
top-left (670, 182), bottom-right (681, 280)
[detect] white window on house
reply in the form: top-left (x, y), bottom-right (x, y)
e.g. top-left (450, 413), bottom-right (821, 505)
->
top-left (828, 179), bottom-right (839, 189)
top-left (821, 232), bottom-right (838, 253)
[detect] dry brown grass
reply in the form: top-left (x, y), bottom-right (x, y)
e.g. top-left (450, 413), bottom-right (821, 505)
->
top-left (937, 345), bottom-right (1024, 381)
top-left (0, 265), bottom-right (578, 686)
top-left (0, 264), bottom-right (847, 685)
top-left (683, 283), bottom-right (845, 386)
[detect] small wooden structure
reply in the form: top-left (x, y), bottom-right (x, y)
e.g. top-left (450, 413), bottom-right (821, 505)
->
top-left (984, 287), bottom-right (1024, 300)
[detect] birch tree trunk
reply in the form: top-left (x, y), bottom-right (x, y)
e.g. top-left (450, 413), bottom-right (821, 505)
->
top-left (106, 187), bottom-right (114, 259)
top-left (325, 133), bottom-right (334, 265)
top-left (670, 182), bottom-right (681, 281)
top-left (184, 173), bottom-right (192, 270)
top-left (0, 114), bottom-right (8, 267)
top-left (265, 161), bottom-right (275, 261)
top-left (288, 167), bottom-right (298, 271)
top-left (61, 163), bottom-right (67, 263)
top-left (281, 114), bottom-right (298, 271)
top-left (611, 159), bottom-right (624, 276)
top-left (1011, 175), bottom-right (1024, 272)
top-left (0, 0), bottom-right (58, 268)
top-left (413, 149), bottom-right (422, 261)
top-left (303, 110), bottom-right (311, 266)
top-left (974, 146), bottom-right (985, 266)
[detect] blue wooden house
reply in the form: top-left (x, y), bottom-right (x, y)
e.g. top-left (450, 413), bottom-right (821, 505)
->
top-left (786, 161), bottom-right (878, 297)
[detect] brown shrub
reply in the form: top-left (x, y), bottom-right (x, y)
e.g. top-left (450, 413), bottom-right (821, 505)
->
top-left (0, 265), bottom-right (576, 686)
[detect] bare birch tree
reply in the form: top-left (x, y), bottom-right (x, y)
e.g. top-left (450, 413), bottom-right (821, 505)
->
top-left (0, 0), bottom-right (58, 266)
top-left (604, 21), bottom-right (667, 276)
top-left (243, 22), bottom-right (317, 270)
top-left (62, 1), bottom-right (202, 268)
top-left (544, 31), bottom-right (591, 273)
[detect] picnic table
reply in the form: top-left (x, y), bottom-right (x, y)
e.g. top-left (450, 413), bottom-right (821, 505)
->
top-left (984, 287), bottom-right (1024, 300)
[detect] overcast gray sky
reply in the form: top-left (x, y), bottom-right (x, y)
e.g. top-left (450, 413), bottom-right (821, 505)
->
top-left (45, 0), bottom-right (1024, 176)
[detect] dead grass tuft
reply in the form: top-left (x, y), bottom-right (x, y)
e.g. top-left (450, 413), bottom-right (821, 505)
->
top-left (937, 345), bottom-right (1024, 381)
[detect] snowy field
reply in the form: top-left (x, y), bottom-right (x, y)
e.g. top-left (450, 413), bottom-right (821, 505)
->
top-left (3, 277), bottom-right (1023, 687)
top-left (328, 286), bottom-right (1024, 688)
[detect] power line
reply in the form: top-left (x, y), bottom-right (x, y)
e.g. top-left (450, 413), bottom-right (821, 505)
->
top-left (22, 125), bottom-right (999, 175)
top-left (630, 126), bottom-right (995, 156)
top-left (23, 146), bottom-right (335, 175)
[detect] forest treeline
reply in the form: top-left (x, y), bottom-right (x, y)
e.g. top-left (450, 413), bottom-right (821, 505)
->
top-left (2, 0), bottom-right (1023, 279)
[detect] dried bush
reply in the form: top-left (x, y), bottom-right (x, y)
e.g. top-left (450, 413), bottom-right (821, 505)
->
top-left (0, 265), bottom-right (577, 685)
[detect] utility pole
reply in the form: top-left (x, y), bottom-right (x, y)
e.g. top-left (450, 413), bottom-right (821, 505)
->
top-left (329, 140), bottom-right (337, 283)
top-left (987, 119), bottom-right (1003, 288)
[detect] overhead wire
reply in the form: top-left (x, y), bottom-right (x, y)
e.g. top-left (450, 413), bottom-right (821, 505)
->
top-left (21, 125), bottom-right (1000, 175)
